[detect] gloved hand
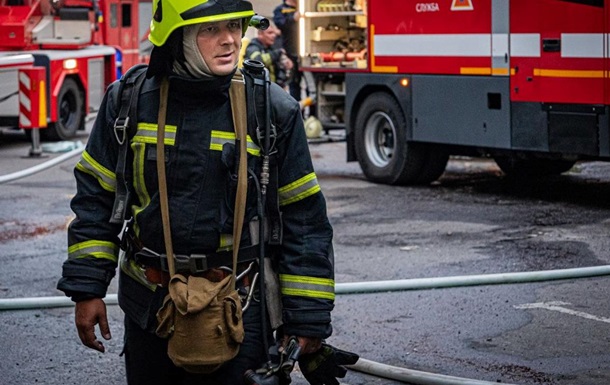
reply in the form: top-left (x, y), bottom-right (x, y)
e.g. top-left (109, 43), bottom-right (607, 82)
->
top-left (297, 344), bottom-right (359, 385)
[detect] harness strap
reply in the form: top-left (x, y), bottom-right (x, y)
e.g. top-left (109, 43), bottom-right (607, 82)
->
top-left (156, 77), bottom-right (175, 276)
top-left (230, 70), bottom-right (249, 284)
top-left (110, 65), bottom-right (147, 224)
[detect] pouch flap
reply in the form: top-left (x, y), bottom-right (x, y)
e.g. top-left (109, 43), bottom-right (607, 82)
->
top-left (169, 274), bottom-right (233, 315)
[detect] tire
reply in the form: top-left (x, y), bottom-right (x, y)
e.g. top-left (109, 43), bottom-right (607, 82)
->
top-left (354, 92), bottom-right (443, 185)
top-left (494, 156), bottom-right (576, 177)
top-left (42, 78), bottom-right (84, 141)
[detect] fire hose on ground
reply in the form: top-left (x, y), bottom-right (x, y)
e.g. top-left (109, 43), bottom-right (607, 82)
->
top-left (1, 138), bottom-right (607, 384)
top-left (0, 143), bottom-right (84, 184)
top-left (2, 265), bottom-right (610, 385)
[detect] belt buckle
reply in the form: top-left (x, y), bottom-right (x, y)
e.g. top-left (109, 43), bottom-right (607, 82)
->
top-left (158, 253), bottom-right (209, 274)
top-left (189, 254), bottom-right (209, 273)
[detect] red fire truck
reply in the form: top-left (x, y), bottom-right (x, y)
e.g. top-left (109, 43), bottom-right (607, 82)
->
top-left (300, 0), bottom-right (610, 184)
top-left (0, 0), bottom-right (146, 142)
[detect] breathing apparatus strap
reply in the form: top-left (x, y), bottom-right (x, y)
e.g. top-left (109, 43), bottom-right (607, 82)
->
top-left (242, 59), bottom-right (282, 246)
top-left (110, 64), bottom-right (148, 224)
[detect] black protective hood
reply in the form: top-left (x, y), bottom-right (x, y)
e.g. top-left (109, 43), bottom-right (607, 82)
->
top-left (146, 27), bottom-right (185, 78)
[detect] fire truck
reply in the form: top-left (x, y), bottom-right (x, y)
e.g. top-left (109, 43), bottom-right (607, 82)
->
top-left (0, 0), bottom-right (146, 142)
top-left (300, 0), bottom-right (610, 184)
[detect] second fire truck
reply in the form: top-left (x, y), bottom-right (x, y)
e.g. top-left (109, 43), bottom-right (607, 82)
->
top-left (0, 0), bottom-right (146, 142)
top-left (300, 0), bottom-right (610, 184)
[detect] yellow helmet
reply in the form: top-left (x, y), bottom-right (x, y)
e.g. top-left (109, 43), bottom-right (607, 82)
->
top-left (149, 0), bottom-right (255, 47)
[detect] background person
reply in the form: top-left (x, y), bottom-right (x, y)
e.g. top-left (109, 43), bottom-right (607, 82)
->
top-left (245, 21), bottom-right (294, 89)
top-left (273, 0), bottom-right (301, 101)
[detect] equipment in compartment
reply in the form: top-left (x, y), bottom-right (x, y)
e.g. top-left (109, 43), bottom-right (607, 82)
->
top-left (316, 0), bottom-right (355, 12)
top-left (303, 0), bottom-right (367, 69)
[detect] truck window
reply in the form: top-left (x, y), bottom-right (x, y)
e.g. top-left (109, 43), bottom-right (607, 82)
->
top-left (122, 3), bottom-right (131, 27)
top-left (110, 3), bottom-right (117, 28)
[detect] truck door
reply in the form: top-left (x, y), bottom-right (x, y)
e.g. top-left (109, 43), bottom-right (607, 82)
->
top-left (512, 0), bottom-right (604, 105)
top-left (104, 0), bottom-right (139, 71)
top-left (512, 0), bottom-right (606, 156)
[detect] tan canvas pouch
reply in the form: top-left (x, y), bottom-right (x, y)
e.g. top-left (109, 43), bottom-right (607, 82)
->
top-left (155, 273), bottom-right (245, 374)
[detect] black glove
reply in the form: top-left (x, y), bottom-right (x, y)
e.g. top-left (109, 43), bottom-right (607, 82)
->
top-left (297, 344), bottom-right (359, 385)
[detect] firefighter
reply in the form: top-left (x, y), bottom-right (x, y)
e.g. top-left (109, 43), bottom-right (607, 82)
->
top-left (245, 21), bottom-right (294, 89)
top-left (56, 0), bottom-right (344, 384)
top-left (273, 0), bottom-right (301, 101)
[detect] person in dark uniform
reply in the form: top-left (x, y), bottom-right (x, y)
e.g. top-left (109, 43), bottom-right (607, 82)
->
top-left (273, 0), bottom-right (301, 101)
top-left (57, 1), bottom-right (337, 384)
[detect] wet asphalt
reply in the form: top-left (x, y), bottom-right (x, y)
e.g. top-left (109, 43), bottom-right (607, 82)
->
top-left (2, 127), bottom-right (610, 384)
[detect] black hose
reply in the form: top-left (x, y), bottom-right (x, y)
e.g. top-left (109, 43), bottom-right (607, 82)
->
top-left (249, 168), bottom-right (271, 364)
top-left (0, 91), bottom-right (18, 103)
top-left (242, 59), bottom-right (274, 366)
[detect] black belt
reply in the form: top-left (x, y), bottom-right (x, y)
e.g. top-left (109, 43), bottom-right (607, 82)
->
top-left (134, 245), bottom-right (259, 274)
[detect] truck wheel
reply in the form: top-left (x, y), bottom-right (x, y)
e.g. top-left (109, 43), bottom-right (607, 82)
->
top-left (355, 92), bottom-right (428, 185)
top-left (42, 78), bottom-right (84, 141)
top-left (494, 156), bottom-right (576, 177)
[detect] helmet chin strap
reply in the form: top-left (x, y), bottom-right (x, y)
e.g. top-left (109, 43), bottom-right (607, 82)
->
top-left (174, 24), bottom-right (215, 78)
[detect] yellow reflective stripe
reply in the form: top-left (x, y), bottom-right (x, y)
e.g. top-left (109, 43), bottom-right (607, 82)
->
top-left (75, 150), bottom-right (116, 192)
top-left (259, 53), bottom-right (276, 82)
top-left (247, 138), bottom-right (261, 156)
top-left (260, 52), bottom-right (272, 63)
top-left (217, 233), bottom-right (233, 252)
top-left (210, 130), bottom-right (260, 156)
top-left (278, 172), bottom-right (321, 206)
top-left (133, 122), bottom-right (177, 145)
top-left (68, 240), bottom-right (118, 262)
top-left (279, 274), bottom-right (335, 300)
top-left (119, 251), bottom-right (157, 291)
top-left (282, 288), bottom-right (335, 300)
top-left (210, 130), bottom-right (235, 151)
top-left (249, 51), bottom-right (262, 60)
top-left (131, 141), bottom-right (150, 236)
top-left (280, 274), bottom-right (334, 287)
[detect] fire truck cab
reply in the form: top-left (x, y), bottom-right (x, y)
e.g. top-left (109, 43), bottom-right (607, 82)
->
top-left (0, 0), bottom-right (142, 141)
top-left (300, 0), bottom-right (610, 184)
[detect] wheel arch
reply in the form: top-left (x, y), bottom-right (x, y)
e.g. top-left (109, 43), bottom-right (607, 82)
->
top-left (49, 73), bottom-right (86, 126)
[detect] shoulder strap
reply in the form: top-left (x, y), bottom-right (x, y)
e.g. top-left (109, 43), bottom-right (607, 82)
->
top-left (110, 64), bottom-right (148, 224)
top-left (229, 72), bottom-right (249, 284)
top-left (242, 61), bottom-right (282, 246)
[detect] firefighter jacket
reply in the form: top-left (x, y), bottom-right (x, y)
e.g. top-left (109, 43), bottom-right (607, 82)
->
top-left (245, 38), bottom-right (288, 87)
top-left (273, 2), bottom-right (299, 57)
top-left (57, 70), bottom-right (335, 338)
